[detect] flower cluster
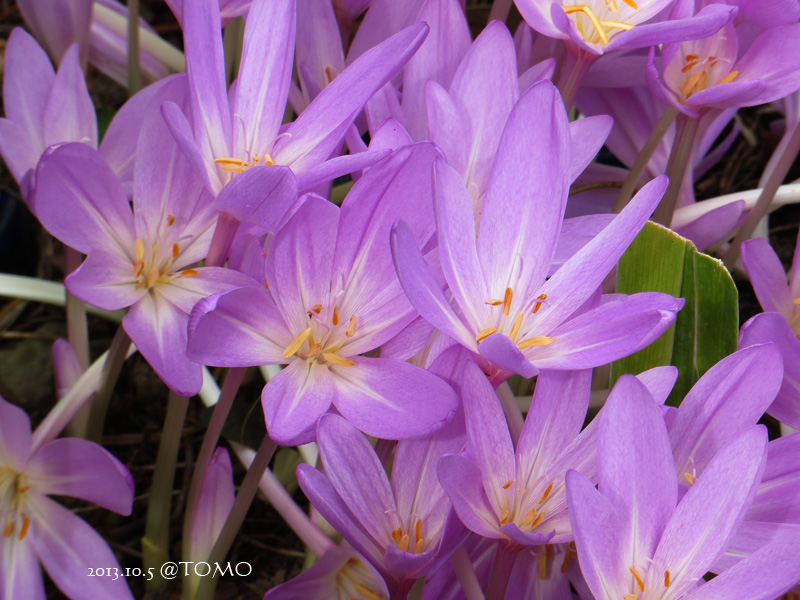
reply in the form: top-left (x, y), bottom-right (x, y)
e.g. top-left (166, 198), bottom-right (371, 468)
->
top-left (2, 0), bottom-right (800, 599)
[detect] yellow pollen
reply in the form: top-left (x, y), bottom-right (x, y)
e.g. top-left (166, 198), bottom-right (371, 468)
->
top-left (503, 287), bottom-right (513, 316)
top-left (718, 70), bottom-right (739, 85)
top-left (476, 327), bottom-right (497, 342)
top-left (346, 316), bottom-right (357, 338)
top-left (135, 238), bottom-right (145, 261)
top-left (391, 528), bottom-right (402, 546)
top-left (18, 517), bottom-right (29, 540)
top-left (563, 5), bottom-right (610, 44)
top-left (681, 70), bottom-right (708, 97)
top-left (311, 304), bottom-right (322, 314)
top-left (509, 313), bottom-right (524, 342)
top-left (538, 552), bottom-right (547, 579)
top-left (630, 566), bottom-right (645, 593)
top-left (172, 243), bottom-right (180, 259)
top-left (215, 158), bottom-right (243, 165)
top-left (524, 507), bottom-right (539, 525)
top-left (624, 595), bottom-right (638, 600)
top-left (322, 352), bottom-right (355, 367)
top-left (325, 65), bottom-right (334, 83)
top-left (3, 521), bottom-right (12, 538)
top-left (502, 479), bottom-right (513, 490)
top-left (264, 154), bottom-right (274, 166)
top-left (600, 19), bottom-right (634, 30)
top-left (412, 538), bottom-right (424, 554)
top-left (133, 260), bottom-right (145, 278)
top-left (539, 481), bottom-right (554, 504)
top-left (220, 163), bottom-right (246, 173)
top-left (683, 472), bottom-right (695, 486)
top-left (355, 583), bottom-right (383, 600)
top-left (284, 327), bottom-right (312, 358)
top-left (181, 269), bottom-right (199, 277)
top-left (415, 519), bottom-right (422, 541)
top-left (606, 0), bottom-right (617, 12)
top-left (531, 511), bottom-right (545, 527)
top-left (146, 267), bottom-right (160, 288)
top-left (167, 214), bottom-right (175, 226)
top-left (485, 299), bottom-right (503, 306)
top-left (622, 0), bottom-right (638, 7)
top-left (332, 306), bottom-right (340, 326)
top-left (793, 297), bottom-right (800, 305)
top-left (665, 569), bottom-right (671, 587)
top-left (517, 336), bottom-right (556, 349)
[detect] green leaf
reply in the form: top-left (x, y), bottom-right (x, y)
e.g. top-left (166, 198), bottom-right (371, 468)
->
top-left (96, 107), bottom-right (116, 142)
top-left (610, 221), bottom-right (739, 406)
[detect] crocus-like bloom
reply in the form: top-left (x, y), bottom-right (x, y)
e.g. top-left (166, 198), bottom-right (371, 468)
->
top-left (297, 413), bottom-right (465, 599)
top-left (0, 396), bottom-right (134, 600)
top-left (0, 28), bottom-right (95, 202)
top-left (33, 78), bottom-right (254, 395)
top-left (438, 358), bottom-right (594, 546)
top-left (165, 0), bottom-right (428, 194)
top-left (514, 0), bottom-right (734, 55)
top-left (647, 20), bottom-right (800, 118)
top-left (739, 234), bottom-right (800, 428)
top-left (567, 375), bottom-right (800, 600)
top-left (392, 81), bottom-right (682, 381)
top-left (188, 144), bottom-right (458, 444)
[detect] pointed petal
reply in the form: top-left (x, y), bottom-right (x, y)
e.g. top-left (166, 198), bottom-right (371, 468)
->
top-left (599, 375), bottom-right (676, 563)
top-left (0, 118), bottom-right (40, 193)
top-left (123, 292), bottom-right (202, 396)
top-left (746, 433), bottom-right (800, 524)
top-left (438, 454), bottom-right (503, 539)
top-left (478, 80), bottom-right (571, 300)
top-left (741, 237), bottom-right (793, 319)
top-left (535, 176), bottom-right (668, 332)
top-left (425, 80), bottom-right (468, 177)
top-left (0, 396), bottom-right (32, 468)
top-left (190, 447), bottom-right (234, 561)
top-left (43, 44), bottom-right (97, 149)
top-left (187, 285), bottom-right (291, 367)
top-left (295, 149), bottom-right (391, 193)
top-left (26, 439), bottom-right (133, 515)
top-left (331, 357), bottom-right (457, 440)
top-left (670, 344), bottom-right (784, 478)
top-left (0, 533), bottom-right (45, 600)
top-left (233, 0), bottom-right (295, 160)
top-left (636, 366), bottom-right (678, 405)
top-left (650, 426), bottom-right (768, 592)
top-left (263, 360), bottom-right (334, 446)
top-left (65, 250), bottom-right (143, 311)
top-left (34, 143), bottom-right (135, 257)
top-left (477, 333), bottom-right (538, 378)
top-left (317, 415), bottom-right (396, 543)
top-left (29, 497), bottom-right (134, 600)
top-left (568, 115), bottom-right (612, 182)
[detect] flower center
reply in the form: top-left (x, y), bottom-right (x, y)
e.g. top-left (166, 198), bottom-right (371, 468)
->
top-left (131, 216), bottom-right (198, 290)
top-left (0, 466), bottom-right (31, 541)
top-left (390, 518), bottom-right (426, 554)
top-left (678, 53), bottom-right (738, 100)
top-left (478, 288), bottom-right (555, 349)
top-left (562, 1), bottom-right (637, 45)
top-left (336, 558), bottom-right (386, 600)
top-left (214, 153), bottom-right (274, 174)
top-left (498, 479), bottom-right (554, 533)
top-left (282, 305), bottom-right (357, 367)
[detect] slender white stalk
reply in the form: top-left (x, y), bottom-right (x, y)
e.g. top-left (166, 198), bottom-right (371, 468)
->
top-left (0, 274), bottom-right (123, 321)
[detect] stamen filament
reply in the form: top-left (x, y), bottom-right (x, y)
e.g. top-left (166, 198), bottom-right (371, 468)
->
top-left (539, 482), bottom-right (554, 504)
top-left (284, 327), bottom-right (312, 358)
top-left (538, 553), bottom-right (547, 579)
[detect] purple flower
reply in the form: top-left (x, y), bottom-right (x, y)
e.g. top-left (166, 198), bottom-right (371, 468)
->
top-left (567, 374), bottom-right (800, 600)
top-left (188, 144), bottom-right (458, 444)
top-left (0, 396), bottom-right (134, 600)
top-left (297, 413), bottom-right (465, 598)
top-left (33, 79), bottom-right (254, 395)
top-left (392, 81), bottom-right (682, 380)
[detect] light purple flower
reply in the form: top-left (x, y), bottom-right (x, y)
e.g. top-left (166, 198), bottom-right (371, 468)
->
top-left (567, 374), bottom-right (800, 600)
top-left (392, 80), bottom-right (682, 381)
top-left (0, 396), bottom-right (134, 600)
top-left (188, 144), bottom-right (458, 444)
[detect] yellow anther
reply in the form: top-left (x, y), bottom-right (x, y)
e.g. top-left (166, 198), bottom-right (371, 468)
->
top-left (622, 0), bottom-right (638, 7)
top-left (220, 164), bottom-right (246, 173)
top-left (624, 595), bottom-right (638, 600)
top-left (391, 528), bottom-right (403, 545)
top-left (476, 327), bottom-right (497, 342)
top-left (499, 508), bottom-right (509, 525)
top-left (563, 5), bottom-right (610, 44)
top-left (181, 269), bottom-right (199, 277)
top-left (18, 517), bottom-right (29, 540)
top-left (263, 155), bottom-right (274, 166)
top-left (172, 243), bottom-right (180, 259)
top-left (133, 260), bottom-right (145, 278)
top-left (524, 507), bottom-right (539, 525)
top-left (539, 481), bottom-right (554, 504)
top-left (561, 546), bottom-right (573, 573)
top-left (215, 158), bottom-right (243, 165)
top-left (346, 315), bottom-right (357, 338)
top-left (415, 519), bottom-right (422, 541)
top-left (135, 238), bottom-right (145, 261)
top-left (600, 19), bottom-right (634, 30)
top-left (146, 267), bottom-right (160, 288)
top-left (606, 0), bottom-right (618, 12)
top-left (718, 70), bottom-right (739, 85)
top-left (630, 566), bottom-right (645, 593)
top-left (325, 65), bottom-right (334, 83)
top-left (531, 511), bottom-right (545, 527)
top-left (412, 538), bottom-right (424, 554)
top-left (509, 312), bottom-right (524, 342)
top-left (683, 472), bottom-right (695, 486)
top-left (681, 70), bottom-right (708, 97)
top-left (503, 287), bottom-right (513, 316)
top-left (322, 352), bottom-right (355, 367)
top-left (517, 336), bottom-right (555, 349)
top-left (485, 299), bottom-right (504, 306)
top-left (3, 521), bottom-right (12, 538)
top-left (284, 327), bottom-right (312, 358)
top-left (399, 533), bottom-right (410, 552)
top-left (306, 343), bottom-right (322, 359)
top-left (793, 297), bottom-right (800, 305)
top-left (665, 569), bottom-right (671, 587)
